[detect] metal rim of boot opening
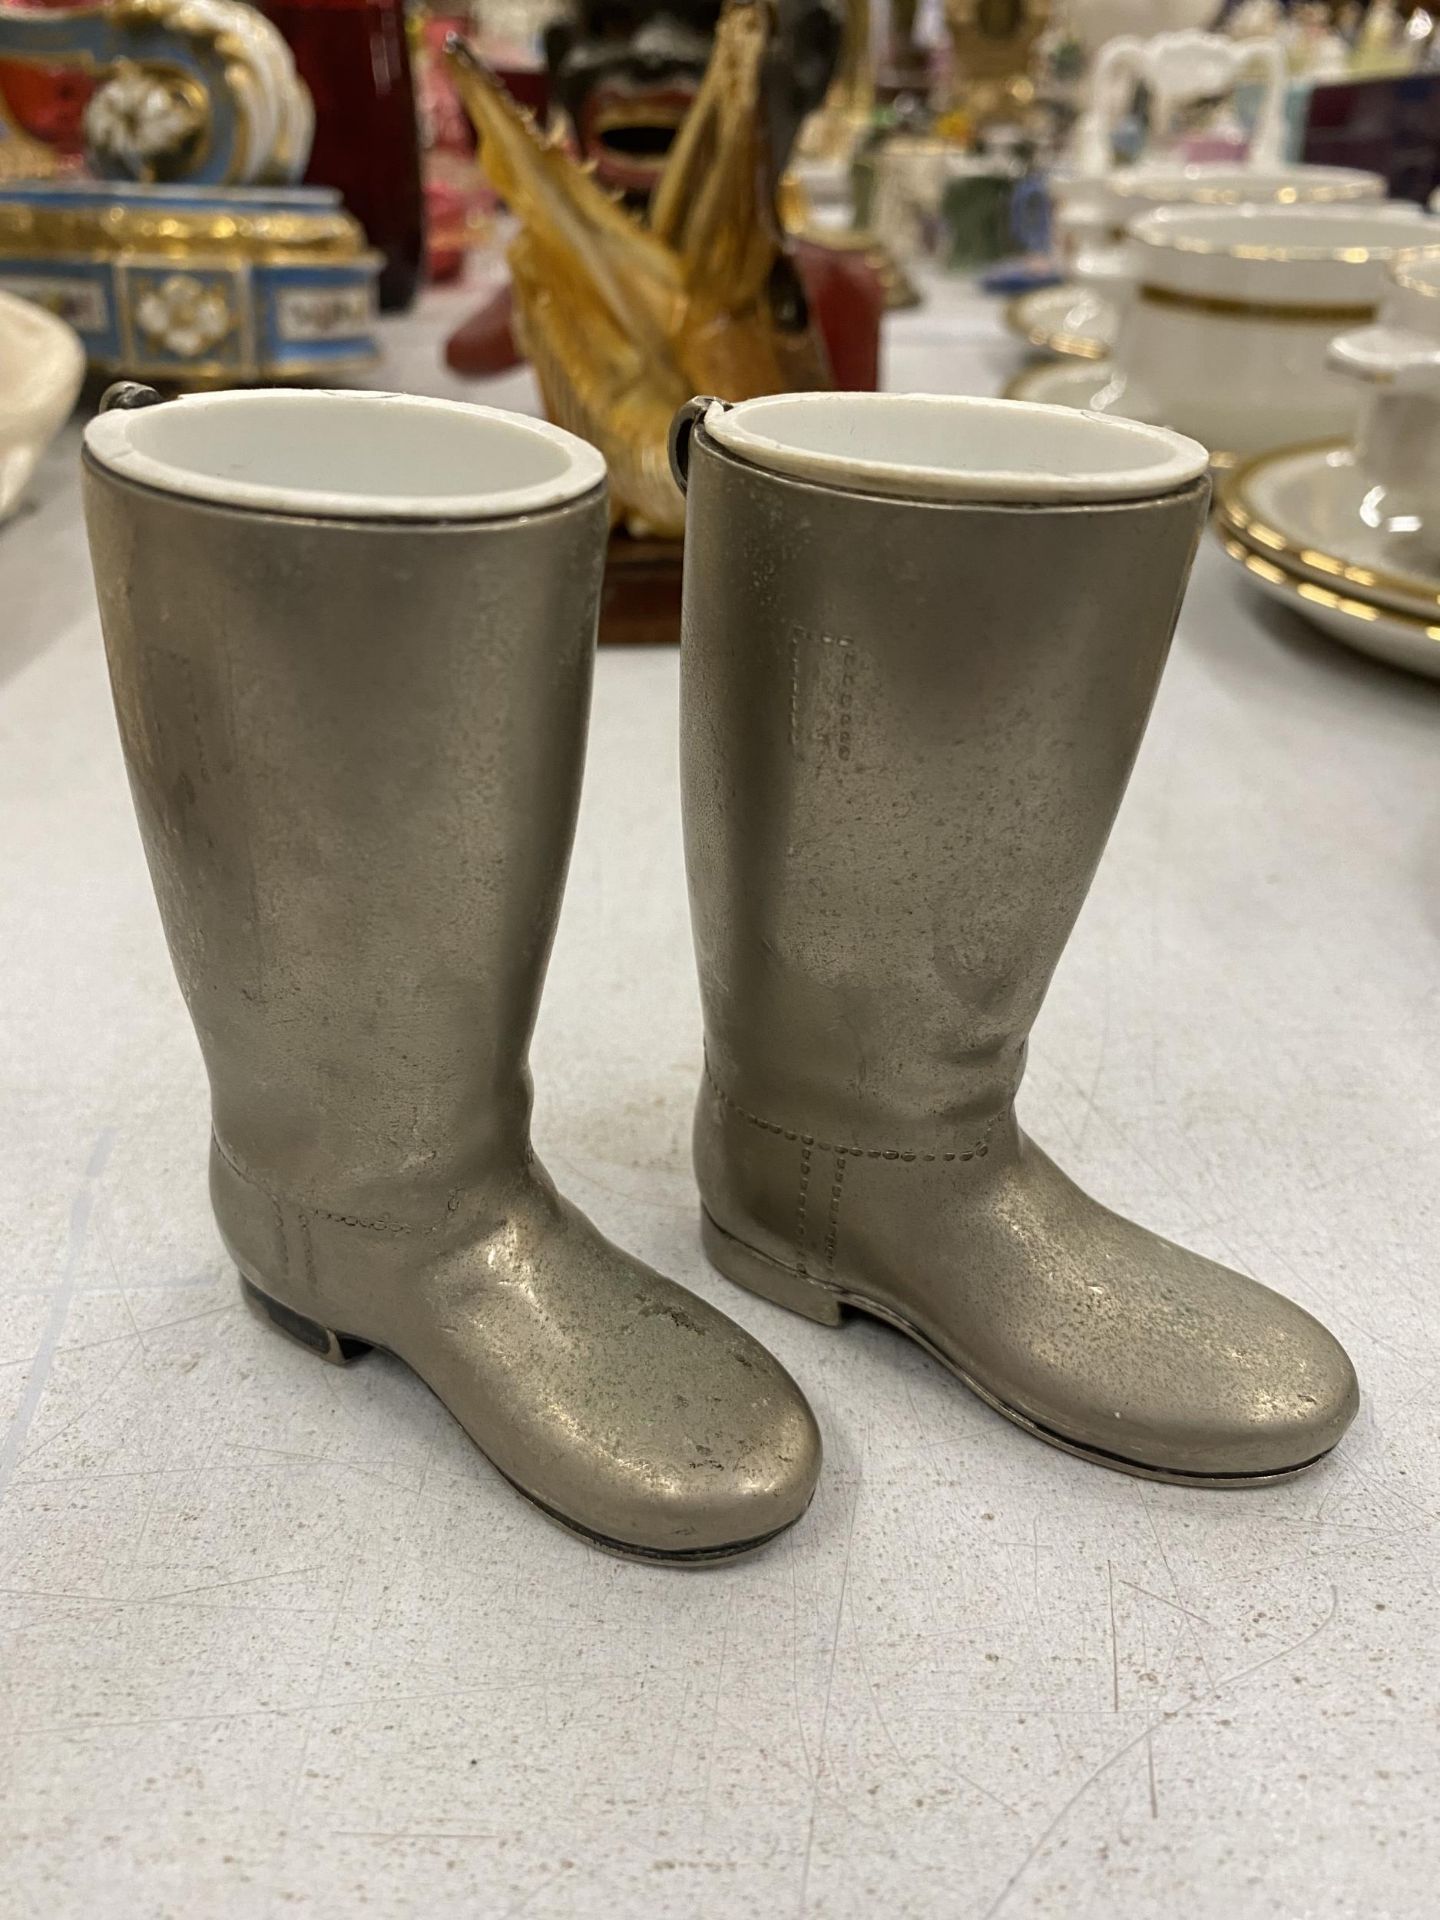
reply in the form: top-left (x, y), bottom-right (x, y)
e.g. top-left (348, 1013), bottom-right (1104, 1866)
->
top-left (672, 389), bottom-right (1359, 1488)
top-left (81, 383), bottom-right (822, 1565)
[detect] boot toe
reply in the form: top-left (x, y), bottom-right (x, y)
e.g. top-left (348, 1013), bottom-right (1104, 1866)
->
top-left (939, 1147), bottom-right (1363, 1485)
top-left (416, 1204), bottom-right (822, 1561)
top-left (1113, 1285), bottom-right (1360, 1482)
top-left (1002, 1235), bottom-right (1361, 1483)
top-left (571, 1300), bottom-right (823, 1560)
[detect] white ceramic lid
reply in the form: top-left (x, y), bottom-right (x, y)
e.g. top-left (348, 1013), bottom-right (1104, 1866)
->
top-left (1128, 202), bottom-right (1437, 304)
top-left (702, 391), bottom-right (1209, 503)
top-left (1109, 162), bottom-right (1385, 206)
top-left (84, 388), bottom-right (607, 520)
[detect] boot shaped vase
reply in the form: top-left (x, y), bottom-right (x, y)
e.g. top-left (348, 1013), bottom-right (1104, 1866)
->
top-left (83, 386), bottom-right (820, 1562)
top-left (672, 390), bottom-right (1359, 1486)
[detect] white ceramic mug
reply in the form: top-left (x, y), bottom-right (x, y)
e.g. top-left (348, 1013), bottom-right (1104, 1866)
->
top-left (1100, 202), bottom-right (1436, 455)
top-left (1328, 248), bottom-right (1440, 544)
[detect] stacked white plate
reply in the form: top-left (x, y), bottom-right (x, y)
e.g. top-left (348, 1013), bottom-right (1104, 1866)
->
top-left (1215, 440), bottom-right (1440, 680)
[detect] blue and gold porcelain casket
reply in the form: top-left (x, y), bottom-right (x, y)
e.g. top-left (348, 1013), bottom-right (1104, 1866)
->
top-left (0, 178), bottom-right (379, 383)
top-left (0, 0), bottom-right (380, 383)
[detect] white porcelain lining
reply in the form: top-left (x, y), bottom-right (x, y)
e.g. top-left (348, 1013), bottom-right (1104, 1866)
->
top-left (703, 391), bottom-right (1208, 502)
top-left (84, 388), bottom-right (607, 520)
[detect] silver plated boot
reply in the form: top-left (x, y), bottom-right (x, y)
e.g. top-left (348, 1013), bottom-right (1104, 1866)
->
top-left (672, 390), bottom-right (1359, 1486)
top-left (82, 385), bottom-right (820, 1561)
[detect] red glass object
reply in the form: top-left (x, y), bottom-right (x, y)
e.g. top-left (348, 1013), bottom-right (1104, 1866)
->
top-left (261, 0), bottom-right (426, 311)
top-left (446, 279), bottom-right (522, 376)
top-left (0, 0), bottom-right (96, 157)
top-left (424, 177), bottom-right (467, 284)
top-left (793, 237), bottom-right (884, 393)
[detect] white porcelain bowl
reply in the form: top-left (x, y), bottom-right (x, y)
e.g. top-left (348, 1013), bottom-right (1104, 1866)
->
top-left (1107, 202), bottom-right (1436, 454)
top-left (0, 290), bottom-right (85, 524)
top-left (1056, 162), bottom-right (1387, 273)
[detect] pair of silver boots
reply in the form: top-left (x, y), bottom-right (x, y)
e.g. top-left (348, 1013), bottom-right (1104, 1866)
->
top-left (82, 383), bottom-right (1358, 1565)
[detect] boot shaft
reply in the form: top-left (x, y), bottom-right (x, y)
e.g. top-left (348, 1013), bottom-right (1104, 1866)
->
top-left (83, 392), bottom-right (608, 1224)
top-left (678, 400), bottom-right (1209, 1151)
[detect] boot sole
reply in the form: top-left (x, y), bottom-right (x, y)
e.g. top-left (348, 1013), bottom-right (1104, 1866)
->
top-left (699, 1209), bottom-right (1337, 1490)
top-left (240, 1275), bottom-right (807, 1566)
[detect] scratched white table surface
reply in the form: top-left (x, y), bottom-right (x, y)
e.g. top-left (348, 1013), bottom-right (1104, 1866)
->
top-left (3, 266), bottom-right (1438, 1920)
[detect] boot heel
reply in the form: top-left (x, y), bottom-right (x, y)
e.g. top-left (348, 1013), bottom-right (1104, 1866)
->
top-left (240, 1276), bottom-right (372, 1366)
top-left (700, 1210), bottom-right (845, 1328)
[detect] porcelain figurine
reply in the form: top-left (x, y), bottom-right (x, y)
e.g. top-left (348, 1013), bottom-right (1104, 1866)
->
top-left (1070, 28), bottom-right (1288, 176)
top-left (0, 0), bottom-right (379, 383)
top-left (0, 0), bottom-right (313, 187)
top-left (446, 2), bottom-right (839, 539)
top-left (0, 178), bottom-right (379, 383)
top-left (441, 0), bottom-right (864, 396)
top-left (943, 0), bottom-right (1048, 134)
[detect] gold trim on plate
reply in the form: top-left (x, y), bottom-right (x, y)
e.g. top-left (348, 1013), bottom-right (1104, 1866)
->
top-left (1219, 529), bottom-right (1440, 640)
top-left (1215, 439), bottom-right (1440, 610)
top-left (1000, 362), bottom-right (1062, 401)
top-left (1113, 178), bottom-right (1378, 208)
top-left (1138, 283), bottom-right (1375, 324)
top-left (1130, 222), bottom-right (1413, 264)
top-left (996, 363), bottom-right (1241, 470)
top-left (0, 200), bottom-right (371, 263)
top-left (1003, 291), bottom-right (1108, 362)
top-left (1391, 250), bottom-right (1440, 300)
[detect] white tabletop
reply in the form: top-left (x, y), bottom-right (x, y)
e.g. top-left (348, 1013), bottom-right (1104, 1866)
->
top-left (2, 265), bottom-right (1437, 1920)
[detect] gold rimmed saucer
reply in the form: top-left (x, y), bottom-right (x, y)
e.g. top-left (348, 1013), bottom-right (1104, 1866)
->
top-left (1000, 359), bottom-right (1118, 405)
top-left (1215, 440), bottom-right (1440, 623)
top-left (1219, 528), bottom-right (1440, 680)
top-left (1003, 283), bottom-right (1114, 362)
top-left (998, 360), bottom-right (1239, 471)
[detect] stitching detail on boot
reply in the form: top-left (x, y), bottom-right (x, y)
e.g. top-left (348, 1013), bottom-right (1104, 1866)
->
top-left (211, 1132), bottom-right (444, 1238)
top-left (835, 639), bottom-right (854, 764)
top-left (789, 628), bottom-right (855, 760)
top-left (211, 1133), bottom-right (290, 1281)
top-left (704, 1061), bottom-right (996, 1164)
top-left (824, 1152), bottom-right (846, 1273)
top-left (298, 1211), bottom-right (317, 1294)
top-left (273, 1191), bottom-right (289, 1282)
top-left (796, 1143), bottom-right (812, 1278)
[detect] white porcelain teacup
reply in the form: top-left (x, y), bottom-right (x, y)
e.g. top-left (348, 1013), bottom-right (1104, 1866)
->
top-left (1098, 202), bottom-right (1436, 455)
top-left (1053, 167), bottom-right (1390, 360)
top-left (1328, 248), bottom-right (1440, 547)
top-left (1055, 162), bottom-right (1387, 280)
